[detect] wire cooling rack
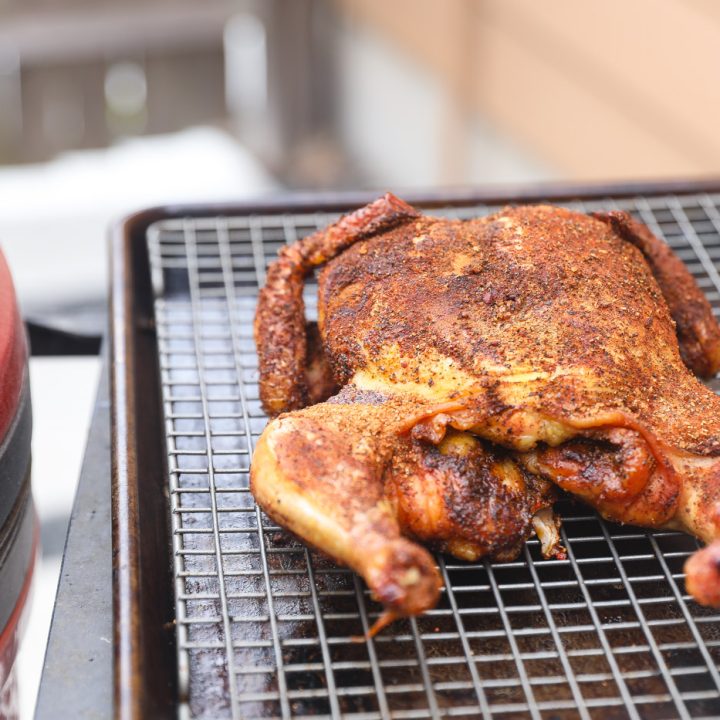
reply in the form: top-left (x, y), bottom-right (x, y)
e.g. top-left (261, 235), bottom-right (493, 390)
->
top-left (147, 192), bottom-right (720, 720)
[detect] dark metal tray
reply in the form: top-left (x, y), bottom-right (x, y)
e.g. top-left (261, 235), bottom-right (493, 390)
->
top-left (112, 180), bottom-right (720, 720)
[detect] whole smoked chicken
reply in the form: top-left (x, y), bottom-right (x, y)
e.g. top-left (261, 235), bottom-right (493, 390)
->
top-left (251, 194), bottom-right (720, 630)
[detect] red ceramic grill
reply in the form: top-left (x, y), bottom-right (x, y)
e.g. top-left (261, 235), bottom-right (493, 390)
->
top-left (0, 248), bottom-right (36, 720)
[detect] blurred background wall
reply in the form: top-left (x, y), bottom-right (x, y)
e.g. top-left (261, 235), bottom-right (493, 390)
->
top-left (326, 0), bottom-right (720, 186)
top-left (2, 0), bottom-right (719, 187)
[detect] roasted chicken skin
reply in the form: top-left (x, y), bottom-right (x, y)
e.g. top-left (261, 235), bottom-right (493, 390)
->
top-left (252, 194), bottom-right (720, 623)
top-left (252, 385), bottom-right (560, 632)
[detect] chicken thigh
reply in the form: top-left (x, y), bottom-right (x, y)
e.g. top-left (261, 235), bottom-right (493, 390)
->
top-left (252, 194), bottom-right (720, 624)
top-left (252, 385), bottom-right (560, 631)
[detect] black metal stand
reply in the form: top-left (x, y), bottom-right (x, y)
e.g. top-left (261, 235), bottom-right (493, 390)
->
top-left (35, 355), bottom-right (112, 720)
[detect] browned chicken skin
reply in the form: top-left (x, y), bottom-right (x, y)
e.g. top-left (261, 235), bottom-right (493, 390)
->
top-left (252, 194), bottom-right (720, 624)
top-left (252, 385), bottom-right (561, 631)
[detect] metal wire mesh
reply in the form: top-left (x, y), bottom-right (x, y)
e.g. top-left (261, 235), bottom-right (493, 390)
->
top-left (147, 192), bottom-right (720, 720)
